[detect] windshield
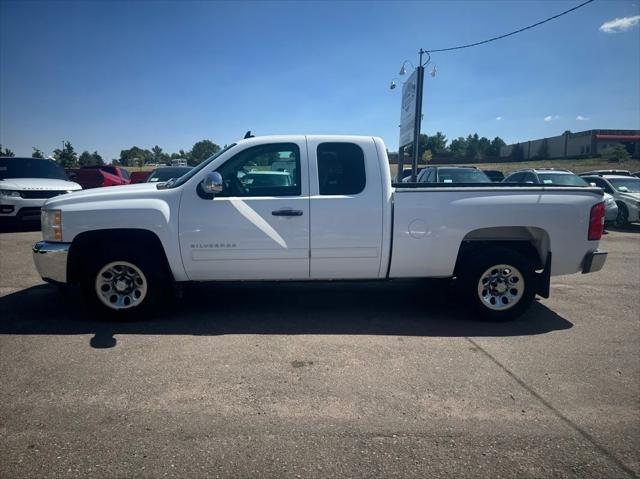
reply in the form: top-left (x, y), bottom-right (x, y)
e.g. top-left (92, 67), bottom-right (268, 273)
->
top-left (609, 177), bottom-right (640, 193)
top-left (438, 168), bottom-right (491, 183)
top-left (148, 167), bottom-right (192, 183)
top-left (0, 157), bottom-right (68, 180)
top-left (168, 143), bottom-right (237, 188)
top-left (537, 173), bottom-right (588, 186)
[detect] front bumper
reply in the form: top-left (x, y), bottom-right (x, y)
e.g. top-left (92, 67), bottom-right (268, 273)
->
top-left (32, 241), bottom-right (71, 283)
top-left (604, 202), bottom-right (618, 222)
top-left (582, 250), bottom-right (607, 274)
top-left (1, 197), bottom-right (47, 218)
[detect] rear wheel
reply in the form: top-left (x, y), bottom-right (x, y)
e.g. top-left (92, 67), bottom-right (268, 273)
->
top-left (463, 248), bottom-right (536, 321)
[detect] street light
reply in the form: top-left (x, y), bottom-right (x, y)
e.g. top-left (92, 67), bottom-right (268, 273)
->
top-left (390, 49), bottom-right (433, 182)
top-left (399, 60), bottom-right (415, 76)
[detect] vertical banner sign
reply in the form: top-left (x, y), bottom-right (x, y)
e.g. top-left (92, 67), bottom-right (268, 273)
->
top-left (399, 69), bottom-right (418, 148)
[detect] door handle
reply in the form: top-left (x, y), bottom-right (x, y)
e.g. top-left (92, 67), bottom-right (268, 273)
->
top-left (272, 209), bottom-right (303, 217)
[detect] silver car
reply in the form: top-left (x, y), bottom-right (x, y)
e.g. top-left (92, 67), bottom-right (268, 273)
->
top-left (503, 168), bottom-right (618, 223)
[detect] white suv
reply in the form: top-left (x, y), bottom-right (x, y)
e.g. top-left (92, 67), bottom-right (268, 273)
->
top-left (580, 174), bottom-right (640, 227)
top-left (0, 157), bottom-right (82, 224)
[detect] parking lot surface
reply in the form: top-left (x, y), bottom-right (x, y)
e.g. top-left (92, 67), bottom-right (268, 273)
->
top-left (1, 225), bottom-right (639, 478)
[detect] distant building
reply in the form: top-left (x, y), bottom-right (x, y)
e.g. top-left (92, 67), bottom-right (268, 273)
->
top-left (500, 129), bottom-right (640, 160)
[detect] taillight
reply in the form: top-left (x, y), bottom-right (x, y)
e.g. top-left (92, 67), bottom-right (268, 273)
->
top-left (588, 202), bottom-right (605, 240)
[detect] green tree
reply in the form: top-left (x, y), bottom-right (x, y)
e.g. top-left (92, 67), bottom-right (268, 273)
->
top-left (53, 141), bottom-right (78, 168)
top-left (190, 140), bottom-right (220, 165)
top-left (603, 144), bottom-right (630, 163)
top-left (119, 146), bottom-right (152, 167)
top-left (486, 137), bottom-right (506, 157)
top-left (78, 151), bottom-right (93, 166)
top-left (32, 147), bottom-right (45, 158)
top-left (78, 150), bottom-right (105, 167)
top-left (425, 131), bottom-right (448, 154)
top-left (421, 149), bottom-right (433, 163)
top-left (151, 145), bottom-right (170, 164)
top-left (465, 134), bottom-right (480, 160)
top-left (0, 145), bottom-right (15, 157)
top-left (449, 137), bottom-right (467, 158)
top-left (91, 151), bottom-right (104, 166)
top-left (478, 136), bottom-right (491, 158)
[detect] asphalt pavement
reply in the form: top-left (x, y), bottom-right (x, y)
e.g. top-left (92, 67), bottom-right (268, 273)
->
top-left (1, 224), bottom-right (638, 478)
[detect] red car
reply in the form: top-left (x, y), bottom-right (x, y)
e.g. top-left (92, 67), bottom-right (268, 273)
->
top-left (129, 171), bottom-right (151, 184)
top-left (66, 166), bottom-right (131, 189)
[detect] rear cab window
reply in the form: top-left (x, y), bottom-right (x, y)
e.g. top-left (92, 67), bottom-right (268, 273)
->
top-left (317, 142), bottom-right (366, 195)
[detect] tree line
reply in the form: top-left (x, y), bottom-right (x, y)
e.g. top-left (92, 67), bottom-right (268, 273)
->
top-left (407, 132), bottom-right (507, 162)
top-left (0, 139), bottom-right (222, 168)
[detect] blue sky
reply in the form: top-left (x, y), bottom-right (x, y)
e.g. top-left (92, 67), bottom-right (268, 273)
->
top-left (1, 0), bottom-right (639, 160)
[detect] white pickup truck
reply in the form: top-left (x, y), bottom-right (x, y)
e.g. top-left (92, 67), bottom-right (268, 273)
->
top-left (32, 135), bottom-right (608, 321)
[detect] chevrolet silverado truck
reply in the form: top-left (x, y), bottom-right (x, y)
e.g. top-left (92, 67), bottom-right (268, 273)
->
top-left (32, 135), bottom-right (608, 320)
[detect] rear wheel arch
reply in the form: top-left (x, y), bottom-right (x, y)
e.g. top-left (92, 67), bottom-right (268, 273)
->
top-left (453, 226), bottom-right (550, 277)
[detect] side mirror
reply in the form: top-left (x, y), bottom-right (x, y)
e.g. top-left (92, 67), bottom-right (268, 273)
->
top-left (590, 182), bottom-right (596, 187)
top-left (201, 172), bottom-right (223, 196)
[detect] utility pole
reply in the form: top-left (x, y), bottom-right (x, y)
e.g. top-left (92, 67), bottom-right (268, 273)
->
top-left (410, 49), bottom-right (426, 182)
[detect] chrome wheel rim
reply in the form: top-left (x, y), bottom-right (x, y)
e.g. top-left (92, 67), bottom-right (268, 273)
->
top-left (95, 261), bottom-right (148, 310)
top-left (477, 264), bottom-right (524, 311)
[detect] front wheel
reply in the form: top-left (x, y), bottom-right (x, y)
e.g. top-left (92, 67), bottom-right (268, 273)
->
top-left (82, 250), bottom-right (164, 319)
top-left (613, 202), bottom-right (628, 228)
top-left (463, 248), bottom-right (536, 321)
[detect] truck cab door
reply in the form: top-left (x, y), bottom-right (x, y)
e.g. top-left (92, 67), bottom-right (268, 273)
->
top-left (307, 138), bottom-right (385, 279)
top-left (178, 140), bottom-right (310, 281)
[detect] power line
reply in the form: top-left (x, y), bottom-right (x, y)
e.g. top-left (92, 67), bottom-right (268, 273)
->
top-left (426, 0), bottom-right (595, 54)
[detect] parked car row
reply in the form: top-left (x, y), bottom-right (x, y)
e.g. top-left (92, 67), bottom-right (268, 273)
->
top-left (393, 165), bottom-right (639, 227)
top-left (1, 157), bottom-right (196, 225)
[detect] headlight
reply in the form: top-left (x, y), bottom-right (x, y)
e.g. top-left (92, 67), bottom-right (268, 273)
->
top-left (41, 209), bottom-right (62, 242)
top-left (0, 189), bottom-right (21, 198)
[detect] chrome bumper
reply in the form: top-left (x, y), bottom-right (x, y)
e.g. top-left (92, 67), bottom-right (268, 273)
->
top-left (582, 250), bottom-right (607, 274)
top-left (32, 241), bottom-right (71, 283)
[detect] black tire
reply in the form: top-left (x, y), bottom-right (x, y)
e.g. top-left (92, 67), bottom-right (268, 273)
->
top-left (462, 247), bottom-right (536, 322)
top-left (613, 202), bottom-right (628, 228)
top-left (80, 248), bottom-right (166, 320)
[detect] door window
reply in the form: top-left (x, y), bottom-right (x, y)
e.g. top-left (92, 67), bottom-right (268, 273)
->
top-left (590, 177), bottom-right (613, 194)
top-left (216, 143), bottom-right (301, 197)
top-left (424, 168), bottom-right (436, 182)
top-left (317, 143), bottom-right (366, 195)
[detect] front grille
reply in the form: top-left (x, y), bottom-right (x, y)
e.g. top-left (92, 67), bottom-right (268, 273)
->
top-left (17, 207), bottom-right (42, 220)
top-left (19, 190), bottom-right (67, 199)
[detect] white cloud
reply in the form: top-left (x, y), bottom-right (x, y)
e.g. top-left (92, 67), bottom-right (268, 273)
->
top-left (576, 115), bottom-right (589, 121)
top-left (544, 115), bottom-right (560, 122)
top-left (495, 116), bottom-right (502, 121)
top-left (599, 15), bottom-right (640, 33)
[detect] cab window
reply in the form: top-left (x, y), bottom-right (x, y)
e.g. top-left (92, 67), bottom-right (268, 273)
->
top-left (216, 143), bottom-right (301, 197)
top-left (317, 143), bottom-right (366, 195)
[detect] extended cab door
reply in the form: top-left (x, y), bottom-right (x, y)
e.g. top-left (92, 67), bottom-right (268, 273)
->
top-left (178, 140), bottom-right (310, 281)
top-left (307, 137), bottom-right (385, 279)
